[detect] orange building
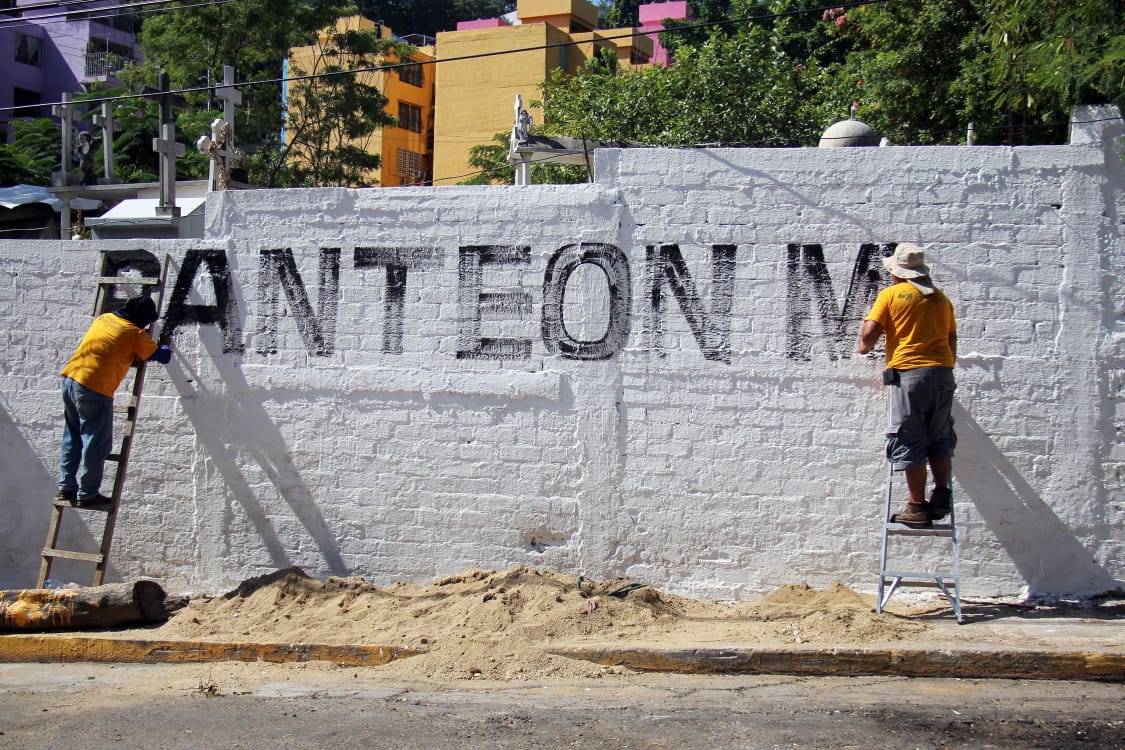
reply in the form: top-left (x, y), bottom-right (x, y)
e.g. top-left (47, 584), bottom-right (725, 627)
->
top-left (286, 16), bottom-right (435, 186)
top-left (432, 0), bottom-right (654, 185)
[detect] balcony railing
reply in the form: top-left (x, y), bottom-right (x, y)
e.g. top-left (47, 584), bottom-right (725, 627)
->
top-left (84, 51), bottom-right (128, 78)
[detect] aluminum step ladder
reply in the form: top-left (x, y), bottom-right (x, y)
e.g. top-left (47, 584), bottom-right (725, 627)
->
top-left (876, 463), bottom-right (962, 622)
top-left (37, 261), bottom-right (167, 588)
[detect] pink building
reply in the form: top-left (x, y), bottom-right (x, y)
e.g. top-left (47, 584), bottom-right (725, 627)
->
top-left (638, 1), bottom-right (690, 67)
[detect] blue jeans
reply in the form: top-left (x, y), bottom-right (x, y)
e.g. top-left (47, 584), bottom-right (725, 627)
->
top-left (58, 376), bottom-right (114, 499)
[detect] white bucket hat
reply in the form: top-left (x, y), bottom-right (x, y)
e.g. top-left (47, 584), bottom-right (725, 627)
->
top-left (882, 243), bottom-right (935, 295)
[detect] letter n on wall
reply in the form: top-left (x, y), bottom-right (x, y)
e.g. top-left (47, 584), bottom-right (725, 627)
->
top-left (256, 248), bottom-right (340, 356)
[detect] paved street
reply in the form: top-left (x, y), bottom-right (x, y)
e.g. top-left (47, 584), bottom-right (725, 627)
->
top-left (2, 662), bottom-right (1122, 748)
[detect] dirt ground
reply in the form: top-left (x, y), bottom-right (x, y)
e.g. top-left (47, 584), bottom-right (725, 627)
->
top-left (120, 566), bottom-right (935, 680)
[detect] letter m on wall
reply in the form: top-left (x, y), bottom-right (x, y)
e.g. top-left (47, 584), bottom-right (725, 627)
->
top-left (786, 243), bottom-right (891, 361)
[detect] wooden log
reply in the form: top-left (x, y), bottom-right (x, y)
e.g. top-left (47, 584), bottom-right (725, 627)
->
top-left (0, 581), bottom-right (187, 631)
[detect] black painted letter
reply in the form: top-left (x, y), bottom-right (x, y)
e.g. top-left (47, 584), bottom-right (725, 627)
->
top-left (542, 243), bottom-right (631, 361)
top-left (786, 243), bottom-right (890, 361)
top-left (456, 245), bottom-right (533, 360)
top-left (354, 246), bottom-right (443, 354)
top-left (256, 248), bottom-right (340, 356)
top-left (643, 244), bottom-right (735, 363)
top-left (164, 249), bottom-right (244, 354)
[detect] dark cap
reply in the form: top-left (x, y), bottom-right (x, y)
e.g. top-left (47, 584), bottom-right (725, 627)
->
top-left (115, 296), bottom-right (158, 327)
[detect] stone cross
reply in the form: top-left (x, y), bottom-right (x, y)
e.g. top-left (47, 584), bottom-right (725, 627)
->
top-left (144, 72), bottom-right (187, 217)
top-left (215, 65), bottom-right (241, 132)
top-left (91, 102), bottom-right (119, 183)
top-left (51, 92), bottom-right (78, 187)
top-left (152, 121), bottom-right (184, 217)
top-left (144, 71), bottom-right (187, 131)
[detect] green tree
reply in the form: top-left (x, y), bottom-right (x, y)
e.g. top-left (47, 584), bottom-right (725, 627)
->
top-left (541, 25), bottom-right (833, 149)
top-left (137, 0), bottom-right (355, 149)
top-left (0, 119), bottom-right (58, 186)
top-left (279, 28), bottom-right (409, 186)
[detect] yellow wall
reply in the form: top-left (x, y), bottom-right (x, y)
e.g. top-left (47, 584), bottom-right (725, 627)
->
top-left (433, 24), bottom-right (565, 184)
top-left (518, 0), bottom-right (600, 31)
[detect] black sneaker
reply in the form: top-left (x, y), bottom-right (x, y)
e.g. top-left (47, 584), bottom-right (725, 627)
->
top-left (54, 489), bottom-right (77, 502)
top-left (76, 493), bottom-right (114, 510)
top-left (930, 488), bottom-right (952, 521)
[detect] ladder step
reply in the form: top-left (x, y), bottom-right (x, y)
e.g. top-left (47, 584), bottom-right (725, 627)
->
top-left (883, 571), bottom-right (957, 582)
top-left (97, 276), bottom-right (161, 286)
top-left (885, 523), bottom-right (954, 537)
top-left (51, 498), bottom-right (114, 512)
top-left (42, 548), bottom-right (105, 564)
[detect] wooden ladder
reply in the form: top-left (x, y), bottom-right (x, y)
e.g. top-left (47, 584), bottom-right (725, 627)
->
top-left (37, 262), bottom-right (167, 588)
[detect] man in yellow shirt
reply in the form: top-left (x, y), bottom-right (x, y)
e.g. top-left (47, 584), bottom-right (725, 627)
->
top-left (57, 296), bottom-right (172, 508)
top-left (858, 244), bottom-right (957, 527)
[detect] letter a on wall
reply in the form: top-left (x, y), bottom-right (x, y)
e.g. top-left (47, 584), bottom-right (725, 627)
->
top-left (164, 249), bottom-right (244, 354)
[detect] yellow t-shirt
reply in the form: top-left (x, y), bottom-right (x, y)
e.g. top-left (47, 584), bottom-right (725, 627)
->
top-left (865, 282), bottom-right (956, 370)
top-left (61, 313), bottom-right (158, 397)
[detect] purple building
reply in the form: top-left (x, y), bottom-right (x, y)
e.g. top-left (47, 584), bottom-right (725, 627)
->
top-left (1, 0), bottom-right (141, 142)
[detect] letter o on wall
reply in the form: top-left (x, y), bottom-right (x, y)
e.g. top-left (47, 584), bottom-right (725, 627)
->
top-left (542, 243), bottom-right (631, 360)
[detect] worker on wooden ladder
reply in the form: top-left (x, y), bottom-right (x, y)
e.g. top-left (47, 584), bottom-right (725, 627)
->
top-left (858, 244), bottom-right (958, 528)
top-left (55, 296), bottom-right (172, 508)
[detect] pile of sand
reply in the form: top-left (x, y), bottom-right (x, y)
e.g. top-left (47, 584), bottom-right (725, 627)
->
top-left (150, 567), bottom-right (929, 680)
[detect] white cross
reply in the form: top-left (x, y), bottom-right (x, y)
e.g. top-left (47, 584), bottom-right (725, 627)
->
top-left (51, 92), bottom-right (77, 186)
top-left (152, 121), bottom-right (185, 216)
top-left (91, 102), bottom-right (118, 183)
top-left (215, 65), bottom-right (242, 130)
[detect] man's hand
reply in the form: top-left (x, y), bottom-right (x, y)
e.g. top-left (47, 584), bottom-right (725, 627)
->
top-left (158, 331), bottom-right (172, 346)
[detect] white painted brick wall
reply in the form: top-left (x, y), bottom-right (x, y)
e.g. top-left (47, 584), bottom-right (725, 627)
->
top-left (1, 108), bottom-right (1121, 600)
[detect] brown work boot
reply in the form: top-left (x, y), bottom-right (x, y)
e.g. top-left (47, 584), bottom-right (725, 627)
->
top-left (890, 501), bottom-right (932, 528)
top-left (930, 488), bottom-right (952, 520)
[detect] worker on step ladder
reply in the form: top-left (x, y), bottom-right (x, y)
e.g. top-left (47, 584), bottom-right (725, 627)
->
top-left (858, 244), bottom-right (957, 527)
top-left (56, 296), bottom-right (172, 508)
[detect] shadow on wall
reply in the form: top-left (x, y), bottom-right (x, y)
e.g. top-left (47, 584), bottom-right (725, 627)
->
top-left (166, 334), bottom-right (349, 579)
top-left (953, 401), bottom-right (1120, 597)
top-left (0, 399), bottom-right (110, 589)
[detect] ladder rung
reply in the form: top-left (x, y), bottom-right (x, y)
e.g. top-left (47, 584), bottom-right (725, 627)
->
top-left (885, 523), bottom-right (954, 537)
top-left (98, 276), bottom-right (161, 286)
top-left (42, 548), bottom-right (104, 563)
top-left (51, 499), bottom-right (114, 512)
top-left (883, 571), bottom-right (957, 582)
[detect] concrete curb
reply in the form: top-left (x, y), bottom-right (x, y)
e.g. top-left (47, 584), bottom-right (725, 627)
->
top-left (2, 635), bottom-right (1121, 681)
top-left (548, 646), bottom-right (1125, 682)
top-left (0, 634), bottom-right (424, 667)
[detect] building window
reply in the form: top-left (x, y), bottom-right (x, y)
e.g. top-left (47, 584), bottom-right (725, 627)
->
top-left (397, 63), bottom-right (423, 87)
top-left (12, 87), bottom-right (42, 118)
top-left (398, 102), bottom-right (422, 133)
top-left (15, 34), bottom-right (42, 66)
top-left (396, 148), bottom-right (426, 184)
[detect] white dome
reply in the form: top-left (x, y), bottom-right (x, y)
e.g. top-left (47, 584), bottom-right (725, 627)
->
top-left (818, 119), bottom-right (880, 147)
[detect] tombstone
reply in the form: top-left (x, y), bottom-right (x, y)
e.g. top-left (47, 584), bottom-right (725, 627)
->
top-left (51, 93), bottom-right (80, 187)
top-left (92, 102), bottom-right (120, 184)
top-left (152, 122), bottom-right (185, 217)
top-left (144, 72), bottom-right (187, 217)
